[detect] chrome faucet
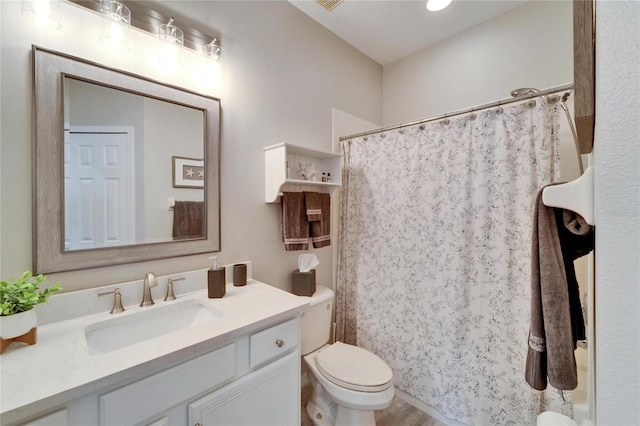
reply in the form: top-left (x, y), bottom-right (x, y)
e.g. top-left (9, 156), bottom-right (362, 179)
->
top-left (140, 272), bottom-right (158, 307)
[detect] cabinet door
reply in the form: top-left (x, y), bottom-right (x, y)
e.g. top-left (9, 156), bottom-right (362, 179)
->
top-left (100, 343), bottom-right (236, 426)
top-left (188, 351), bottom-right (300, 426)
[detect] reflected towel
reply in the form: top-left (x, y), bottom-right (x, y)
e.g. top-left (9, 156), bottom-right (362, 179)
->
top-left (172, 201), bottom-right (204, 240)
top-left (304, 191), bottom-right (323, 222)
top-left (310, 193), bottom-right (331, 248)
top-left (525, 186), bottom-right (594, 391)
top-left (282, 192), bottom-right (309, 251)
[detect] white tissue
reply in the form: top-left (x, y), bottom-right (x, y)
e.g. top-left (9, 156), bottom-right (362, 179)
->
top-left (298, 254), bottom-right (319, 272)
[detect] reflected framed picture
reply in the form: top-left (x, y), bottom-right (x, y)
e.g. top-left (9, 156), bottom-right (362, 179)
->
top-left (172, 156), bottom-right (205, 189)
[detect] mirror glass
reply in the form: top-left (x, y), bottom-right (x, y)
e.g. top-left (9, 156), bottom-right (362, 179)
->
top-left (63, 77), bottom-right (205, 250)
top-left (34, 47), bottom-right (220, 273)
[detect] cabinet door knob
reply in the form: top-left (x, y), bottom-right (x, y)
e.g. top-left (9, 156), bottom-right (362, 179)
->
top-left (275, 339), bottom-right (284, 348)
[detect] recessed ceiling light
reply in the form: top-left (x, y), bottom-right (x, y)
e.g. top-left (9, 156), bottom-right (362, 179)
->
top-left (426, 0), bottom-right (452, 12)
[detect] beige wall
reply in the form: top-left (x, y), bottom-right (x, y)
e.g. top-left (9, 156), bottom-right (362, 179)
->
top-left (0, 1), bottom-right (382, 292)
top-left (383, 1), bottom-right (573, 125)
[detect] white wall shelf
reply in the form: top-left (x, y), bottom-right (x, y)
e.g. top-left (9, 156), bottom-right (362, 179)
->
top-left (264, 142), bottom-right (341, 203)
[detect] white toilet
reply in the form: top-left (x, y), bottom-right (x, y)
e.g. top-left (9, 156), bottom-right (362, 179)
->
top-left (301, 285), bottom-right (395, 426)
top-left (537, 411), bottom-right (595, 426)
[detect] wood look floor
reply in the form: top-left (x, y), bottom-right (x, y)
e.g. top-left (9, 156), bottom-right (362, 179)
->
top-left (301, 382), bottom-right (446, 426)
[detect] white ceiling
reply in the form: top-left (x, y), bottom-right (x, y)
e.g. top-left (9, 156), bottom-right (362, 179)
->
top-left (288, 0), bottom-right (530, 66)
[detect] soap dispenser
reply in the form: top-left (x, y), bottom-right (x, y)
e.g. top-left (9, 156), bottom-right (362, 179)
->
top-left (208, 256), bottom-right (225, 298)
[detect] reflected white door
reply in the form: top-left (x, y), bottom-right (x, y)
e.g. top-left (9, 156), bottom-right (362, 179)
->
top-left (64, 127), bottom-right (134, 250)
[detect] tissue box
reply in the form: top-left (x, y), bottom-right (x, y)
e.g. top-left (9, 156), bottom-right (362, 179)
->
top-left (291, 269), bottom-right (316, 296)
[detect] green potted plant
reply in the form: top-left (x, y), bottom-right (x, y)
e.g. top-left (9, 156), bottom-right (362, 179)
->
top-left (0, 271), bottom-right (61, 353)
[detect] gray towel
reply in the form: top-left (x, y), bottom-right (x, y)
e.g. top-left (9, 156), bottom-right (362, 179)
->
top-left (525, 187), bottom-right (593, 391)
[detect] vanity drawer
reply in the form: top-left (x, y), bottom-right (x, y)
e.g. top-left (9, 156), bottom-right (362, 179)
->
top-left (100, 343), bottom-right (236, 426)
top-left (250, 318), bottom-right (299, 368)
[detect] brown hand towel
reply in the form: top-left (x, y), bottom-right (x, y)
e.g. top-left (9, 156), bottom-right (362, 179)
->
top-left (525, 186), bottom-right (593, 391)
top-left (310, 193), bottom-right (331, 248)
top-left (304, 191), bottom-right (323, 222)
top-left (526, 188), bottom-right (573, 390)
top-left (282, 192), bottom-right (309, 251)
top-left (172, 201), bottom-right (204, 240)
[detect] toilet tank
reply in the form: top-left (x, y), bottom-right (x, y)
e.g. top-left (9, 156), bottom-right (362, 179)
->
top-left (300, 285), bottom-right (334, 355)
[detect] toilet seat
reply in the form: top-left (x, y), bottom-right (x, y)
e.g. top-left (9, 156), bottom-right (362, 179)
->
top-left (315, 342), bottom-right (393, 392)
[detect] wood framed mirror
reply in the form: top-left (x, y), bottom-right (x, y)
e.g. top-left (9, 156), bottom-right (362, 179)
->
top-left (574, 0), bottom-right (595, 154)
top-left (33, 46), bottom-right (220, 273)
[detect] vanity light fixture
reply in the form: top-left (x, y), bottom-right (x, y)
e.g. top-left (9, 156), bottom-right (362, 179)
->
top-left (426, 0), bottom-right (452, 12)
top-left (158, 18), bottom-right (184, 71)
top-left (202, 38), bottom-right (224, 78)
top-left (193, 38), bottom-right (224, 91)
top-left (99, 0), bottom-right (131, 52)
top-left (203, 38), bottom-right (222, 62)
top-left (21, 0), bottom-right (61, 29)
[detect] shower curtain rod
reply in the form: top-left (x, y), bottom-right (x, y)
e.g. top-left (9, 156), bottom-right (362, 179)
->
top-left (338, 82), bottom-right (575, 141)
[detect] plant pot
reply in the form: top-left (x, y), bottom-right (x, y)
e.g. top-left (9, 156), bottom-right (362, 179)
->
top-left (0, 309), bottom-right (37, 340)
top-left (0, 309), bottom-right (38, 354)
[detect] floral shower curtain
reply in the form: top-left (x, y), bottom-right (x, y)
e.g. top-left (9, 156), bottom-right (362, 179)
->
top-left (336, 98), bottom-right (566, 425)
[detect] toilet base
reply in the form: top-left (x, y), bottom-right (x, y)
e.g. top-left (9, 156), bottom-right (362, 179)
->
top-left (306, 369), bottom-right (336, 425)
top-left (306, 368), bottom-right (379, 426)
top-left (306, 399), bottom-right (377, 426)
top-left (335, 406), bottom-right (376, 426)
top-left (306, 400), bottom-right (334, 426)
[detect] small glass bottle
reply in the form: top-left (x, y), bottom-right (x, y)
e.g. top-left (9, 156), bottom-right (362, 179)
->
top-left (286, 161), bottom-right (291, 179)
top-left (327, 173), bottom-right (332, 182)
top-left (322, 172), bottom-right (327, 182)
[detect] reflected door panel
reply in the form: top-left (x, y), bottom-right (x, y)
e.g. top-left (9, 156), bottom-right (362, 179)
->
top-left (65, 129), bottom-right (134, 250)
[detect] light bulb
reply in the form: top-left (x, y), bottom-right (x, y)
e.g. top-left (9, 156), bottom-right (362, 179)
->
top-left (426, 0), bottom-right (452, 12)
top-left (22, 0), bottom-right (61, 30)
top-left (99, 0), bottom-right (131, 52)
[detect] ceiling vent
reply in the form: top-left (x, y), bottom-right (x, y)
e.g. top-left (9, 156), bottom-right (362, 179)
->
top-left (315, 0), bottom-right (343, 11)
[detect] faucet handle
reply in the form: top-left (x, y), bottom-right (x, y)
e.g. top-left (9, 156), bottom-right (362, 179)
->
top-left (165, 277), bottom-right (185, 301)
top-left (97, 288), bottom-right (126, 314)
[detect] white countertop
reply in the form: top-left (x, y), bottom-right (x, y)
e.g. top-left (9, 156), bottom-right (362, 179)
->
top-left (0, 266), bottom-right (308, 424)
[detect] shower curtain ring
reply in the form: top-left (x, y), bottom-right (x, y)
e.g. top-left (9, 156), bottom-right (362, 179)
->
top-left (496, 100), bottom-right (503, 114)
top-left (469, 107), bottom-right (477, 121)
top-left (442, 113), bottom-right (450, 126)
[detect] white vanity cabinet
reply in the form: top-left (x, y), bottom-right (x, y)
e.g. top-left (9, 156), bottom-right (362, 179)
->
top-left (188, 318), bottom-right (300, 426)
top-left (99, 318), bottom-right (301, 426)
top-left (7, 317), bottom-right (301, 426)
top-left (188, 351), bottom-right (299, 426)
top-left (1, 276), bottom-right (308, 426)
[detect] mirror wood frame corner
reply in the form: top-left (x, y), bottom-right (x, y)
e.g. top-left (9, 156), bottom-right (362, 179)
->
top-left (32, 46), bottom-right (221, 273)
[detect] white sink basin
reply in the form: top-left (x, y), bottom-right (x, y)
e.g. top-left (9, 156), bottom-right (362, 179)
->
top-left (84, 299), bottom-right (222, 355)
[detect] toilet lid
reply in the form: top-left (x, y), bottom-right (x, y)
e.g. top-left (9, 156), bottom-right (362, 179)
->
top-left (315, 342), bottom-right (393, 392)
